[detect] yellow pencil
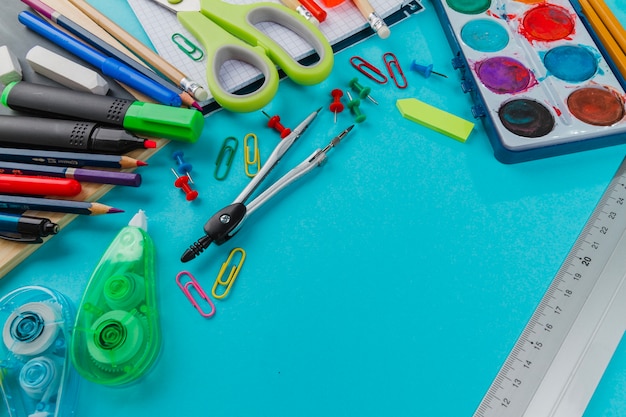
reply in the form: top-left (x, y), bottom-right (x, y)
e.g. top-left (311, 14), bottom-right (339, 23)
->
top-left (579, 0), bottom-right (626, 78)
top-left (67, 0), bottom-right (209, 103)
top-left (585, 0), bottom-right (626, 55)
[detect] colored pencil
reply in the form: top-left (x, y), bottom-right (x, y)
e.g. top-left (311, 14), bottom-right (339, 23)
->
top-left (0, 162), bottom-right (142, 187)
top-left (579, 0), bottom-right (626, 77)
top-left (67, 0), bottom-right (209, 103)
top-left (20, 0), bottom-right (199, 109)
top-left (0, 147), bottom-right (147, 169)
top-left (585, 0), bottom-right (626, 54)
top-left (0, 195), bottom-right (123, 215)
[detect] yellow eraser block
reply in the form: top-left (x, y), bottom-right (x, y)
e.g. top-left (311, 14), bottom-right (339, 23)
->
top-left (396, 98), bottom-right (474, 143)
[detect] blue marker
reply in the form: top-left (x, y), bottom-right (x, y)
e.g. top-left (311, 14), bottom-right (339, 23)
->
top-left (18, 11), bottom-right (182, 108)
top-left (0, 212), bottom-right (59, 243)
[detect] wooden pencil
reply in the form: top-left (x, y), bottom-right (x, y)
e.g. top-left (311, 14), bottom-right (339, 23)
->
top-left (0, 147), bottom-right (147, 169)
top-left (351, 0), bottom-right (390, 39)
top-left (579, 0), bottom-right (626, 78)
top-left (585, 0), bottom-right (626, 55)
top-left (22, 0), bottom-right (199, 108)
top-left (66, 0), bottom-right (209, 102)
top-left (0, 195), bottom-right (123, 215)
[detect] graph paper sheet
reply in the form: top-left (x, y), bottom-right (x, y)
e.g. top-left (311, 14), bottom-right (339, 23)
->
top-left (128, 0), bottom-right (421, 110)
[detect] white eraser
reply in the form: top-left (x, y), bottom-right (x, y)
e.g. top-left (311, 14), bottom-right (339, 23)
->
top-left (26, 45), bottom-right (109, 95)
top-left (0, 45), bottom-right (23, 85)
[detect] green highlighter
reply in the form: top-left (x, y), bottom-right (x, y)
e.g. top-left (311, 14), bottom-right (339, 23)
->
top-left (2, 81), bottom-right (204, 142)
top-left (70, 210), bottom-right (161, 386)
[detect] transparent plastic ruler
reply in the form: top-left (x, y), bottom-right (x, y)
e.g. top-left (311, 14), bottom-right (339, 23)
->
top-left (473, 156), bottom-right (626, 417)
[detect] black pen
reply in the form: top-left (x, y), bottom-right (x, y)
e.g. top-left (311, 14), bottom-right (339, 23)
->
top-left (0, 115), bottom-right (157, 154)
top-left (0, 212), bottom-right (59, 243)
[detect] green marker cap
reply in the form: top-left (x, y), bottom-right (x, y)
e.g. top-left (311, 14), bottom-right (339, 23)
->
top-left (124, 101), bottom-right (204, 143)
top-left (1, 81), bottom-right (17, 107)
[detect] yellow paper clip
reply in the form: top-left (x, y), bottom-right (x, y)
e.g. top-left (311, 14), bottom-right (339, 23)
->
top-left (383, 52), bottom-right (407, 89)
top-left (214, 136), bottom-right (238, 180)
top-left (176, 271), bottom-right (216, 318)
top-left (244, 133), bottom-right (261, 178)
top-left (171, 33), bottom-right (204, 61)
top-left (212, 248), bottom-right (246, 299)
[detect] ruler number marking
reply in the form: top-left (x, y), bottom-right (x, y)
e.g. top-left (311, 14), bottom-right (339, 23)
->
top-left (473, 160), bottom-right (626, 417)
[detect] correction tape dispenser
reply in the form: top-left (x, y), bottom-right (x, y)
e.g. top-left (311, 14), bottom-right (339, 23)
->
top-left (70, 210), bottom-right (160, 386)
top-left (0, 285), bottom-right (78, 417)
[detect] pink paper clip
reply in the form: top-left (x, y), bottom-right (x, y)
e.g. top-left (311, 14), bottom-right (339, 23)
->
top-left (176, 271), bottom-right (216, 318)
top-left (350, 56), bottom-right (388, 84)
top-left (383, 52), bottom-right (407, 89)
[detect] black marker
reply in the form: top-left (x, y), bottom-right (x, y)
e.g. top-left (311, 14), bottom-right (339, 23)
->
top-left (0, 212), bottom-right (59, 244)
top-left (0, 115), bottom-right (156, 154)
top-left (1, 81), bottom-right (204, 143)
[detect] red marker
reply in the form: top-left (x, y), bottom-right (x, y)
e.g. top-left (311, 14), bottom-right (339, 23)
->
top-left (0, 174), bottom-right (82, 196)
top-left (299, 0), bottom-right (327, 22)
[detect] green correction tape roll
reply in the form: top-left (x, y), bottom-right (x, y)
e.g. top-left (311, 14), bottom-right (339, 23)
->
top-left (0, 286), bottom-right (78, 417)
top-left (70, 210), bottom-right (160, 386)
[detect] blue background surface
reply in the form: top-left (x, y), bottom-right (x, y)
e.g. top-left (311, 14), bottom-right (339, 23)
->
top-left (1, 0), bottom-right (625, 416)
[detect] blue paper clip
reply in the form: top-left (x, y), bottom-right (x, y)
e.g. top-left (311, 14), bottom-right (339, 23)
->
top-left (171, 33), bottom-right (204, 61)
top-left (350, 56), bottom-right (388, 84)
top-left (214, 136), bottom-right (238, 180)
top-left (212, 248), bottom-right (246, 299)
top-left (244, 133), bottom-right (261, 178)
top-left (176, 271), bottom-right (215, 318)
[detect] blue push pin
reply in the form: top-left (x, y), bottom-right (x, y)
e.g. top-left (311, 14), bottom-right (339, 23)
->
top-left (409, 60), bottom-right (448, 79)
top-left (172, 150), bottom-right (194, 183)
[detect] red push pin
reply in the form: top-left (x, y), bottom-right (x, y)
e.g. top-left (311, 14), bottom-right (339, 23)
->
top-left (329, 89), bottom-right (344, 123)
top-left (171, 168), bottom-right (198, 201)
top-left (262, 110), bottom-right (291, 139)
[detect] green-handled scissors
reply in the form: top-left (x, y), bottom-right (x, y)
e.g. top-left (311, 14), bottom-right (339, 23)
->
top-left (151, 0), bottom-right (334, 112)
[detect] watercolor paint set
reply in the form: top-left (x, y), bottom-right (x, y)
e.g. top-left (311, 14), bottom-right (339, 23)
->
top-left (431, 0), bottom-right (626, 163)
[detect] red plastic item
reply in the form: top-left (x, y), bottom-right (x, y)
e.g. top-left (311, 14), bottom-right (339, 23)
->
top-left (329, 89), bottom-right (345, 113)
top-left (172, 169), bottom-right (198, 201)
top-left (320, 0), bottom-right (344, 7)
top-left (262, 111), bottom-right (292, 139)
top-left (329, 89), bottom-right (344, 123)
top-left (0, 173), bottom-right (81, 196)
top-left (299, 0), bottom-right (327, 22)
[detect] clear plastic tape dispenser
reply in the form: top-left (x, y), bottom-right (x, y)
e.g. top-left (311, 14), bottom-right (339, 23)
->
top-left (0, 285), bottom-right (78, 417)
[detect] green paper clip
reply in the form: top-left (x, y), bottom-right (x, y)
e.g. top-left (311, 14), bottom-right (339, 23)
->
top-left (214, 136), bottom-right (238, 180)
top-left (171, 33), bottom-right (204, 61)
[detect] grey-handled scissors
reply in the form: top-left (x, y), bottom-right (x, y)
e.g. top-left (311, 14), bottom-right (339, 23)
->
top-left (150, 0), bottom-right (334, 112)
